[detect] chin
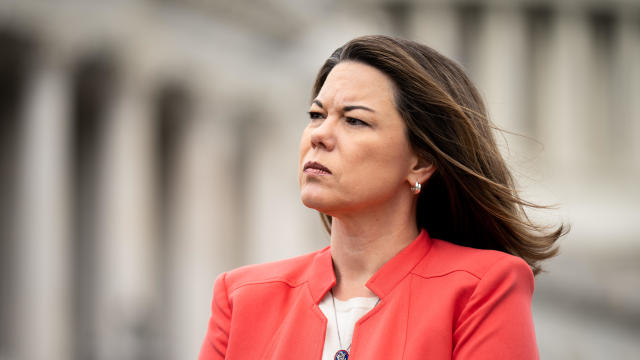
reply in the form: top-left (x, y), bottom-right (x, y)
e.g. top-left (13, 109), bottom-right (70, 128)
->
top-left (300, 194), bottom-right (325, 211)
top-left (300, 190), bottom-right (335, 213)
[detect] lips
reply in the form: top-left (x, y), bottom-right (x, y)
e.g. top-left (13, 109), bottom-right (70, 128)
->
top-left (303, 161), bottom-right (332, 175)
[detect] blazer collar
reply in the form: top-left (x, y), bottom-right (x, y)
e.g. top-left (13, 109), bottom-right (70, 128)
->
top-left (307, 246), bottom-right (336, 303)
top-left (307, 229), bottom-right (433, 303)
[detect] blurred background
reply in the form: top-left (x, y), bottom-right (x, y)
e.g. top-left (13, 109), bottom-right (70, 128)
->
top-left (1, 0), bottom-right (639, 359)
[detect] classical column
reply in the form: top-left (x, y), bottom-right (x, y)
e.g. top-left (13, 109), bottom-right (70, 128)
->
top-left (237, 73), bottom-right (330, 265)
top-left (536, 8), bottom-right (592, 176)
top-left (166, 94), bottom-right (238, 360)
top-left (408, 2), bottom-right (461, 61)
top-left (15, 49), bottom-right (72, 360)
top-left (473, 5), bottom-right (530, 155)
top-left (92, 70), bottom-right (158, 360)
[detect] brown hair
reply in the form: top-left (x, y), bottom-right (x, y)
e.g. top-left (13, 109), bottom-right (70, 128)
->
top-left (312, 35), bottom-right (566, 275)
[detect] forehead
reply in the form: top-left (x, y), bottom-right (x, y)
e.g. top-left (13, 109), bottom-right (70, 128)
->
top-left (315, 61), bottom-right (396, 108)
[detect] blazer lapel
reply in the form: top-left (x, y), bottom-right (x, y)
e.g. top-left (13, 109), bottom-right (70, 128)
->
top-left (263, 292), bottom-right (327, 359)
top-left (352, 230), bottom-right (432, 358)
top-left (263, 247), bottom-right (335, 359)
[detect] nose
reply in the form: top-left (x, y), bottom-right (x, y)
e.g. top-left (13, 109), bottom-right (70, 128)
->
top-left (309, 116), bottom-right (336, 151)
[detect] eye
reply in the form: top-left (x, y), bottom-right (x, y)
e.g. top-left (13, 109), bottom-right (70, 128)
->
top-left (345, 117), bottom-right (368, 126)
top-left (308, 111), bottom-right (325, 121)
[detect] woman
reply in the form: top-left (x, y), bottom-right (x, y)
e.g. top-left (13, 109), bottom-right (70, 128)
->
top-left (199, 35), bottom-right (565, 360)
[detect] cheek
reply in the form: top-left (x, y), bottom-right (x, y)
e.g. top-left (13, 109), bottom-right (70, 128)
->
top-left (354, 135), bottom-right (410, 176)
top-left (364, 141), bottom-right (411, 191)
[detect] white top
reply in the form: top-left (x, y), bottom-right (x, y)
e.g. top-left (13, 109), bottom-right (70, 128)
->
top-left (318, 292), bottom-right (380, 360)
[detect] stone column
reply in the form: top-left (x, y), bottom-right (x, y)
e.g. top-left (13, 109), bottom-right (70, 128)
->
top-left (473, 5), bottom-right (530, 157)
top-left (15, 50), bottom-right (72, 360)
top-left (537, 8), bottom-right (592, 176)
top-left (166, 96), bottom-right (238, 360)
top-left (408, 2), bottom-right (461, 61)
top-left (92, 71), bottom-right (158, 360)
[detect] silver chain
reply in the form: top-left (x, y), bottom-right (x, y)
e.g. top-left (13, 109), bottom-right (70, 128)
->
top-left (330, 289), bottom-right (381, 352)
top-left (330, 289), bottom-right (348, 351)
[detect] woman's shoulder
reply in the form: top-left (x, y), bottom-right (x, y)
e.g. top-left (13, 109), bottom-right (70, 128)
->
top-left (220, 246), bottom-right (330, 295)
top-left (415, 237), bottom-right (533, 282)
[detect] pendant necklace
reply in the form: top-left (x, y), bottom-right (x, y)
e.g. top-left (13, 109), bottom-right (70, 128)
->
top-left (330, 289), bottom-right (381, 360)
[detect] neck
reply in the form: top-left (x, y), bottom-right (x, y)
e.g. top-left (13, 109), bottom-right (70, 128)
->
top-left (329, 198), bottom-right (419, 300)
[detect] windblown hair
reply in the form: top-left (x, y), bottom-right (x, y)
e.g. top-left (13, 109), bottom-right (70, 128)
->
top-left (312, 35), bottom-right (566, 275)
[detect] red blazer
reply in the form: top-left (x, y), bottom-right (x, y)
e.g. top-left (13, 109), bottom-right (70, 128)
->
top-left (199, 230), bottom-right (539, 359)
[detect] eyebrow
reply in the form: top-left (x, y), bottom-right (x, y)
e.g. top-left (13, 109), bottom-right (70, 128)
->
top-left (312, 99), bottom-right (376, 113)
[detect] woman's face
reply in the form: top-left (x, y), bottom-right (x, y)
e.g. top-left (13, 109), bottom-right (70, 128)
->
top-left (299, 61), bottom-right (420, 216)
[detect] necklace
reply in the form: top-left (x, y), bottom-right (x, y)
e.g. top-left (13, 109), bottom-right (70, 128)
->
top-left (330, 289), bottom-right (381, 360)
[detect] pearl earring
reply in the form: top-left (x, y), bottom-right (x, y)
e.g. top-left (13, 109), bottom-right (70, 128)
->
top-left (410, 181), bottom-right (421, 195)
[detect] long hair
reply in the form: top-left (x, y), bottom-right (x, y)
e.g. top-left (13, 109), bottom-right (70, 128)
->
top-left (312, 35), bottom-right (566, 275)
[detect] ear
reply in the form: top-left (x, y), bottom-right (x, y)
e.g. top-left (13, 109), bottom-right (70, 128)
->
top-left (407, 154), bottom-right (436, 186)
